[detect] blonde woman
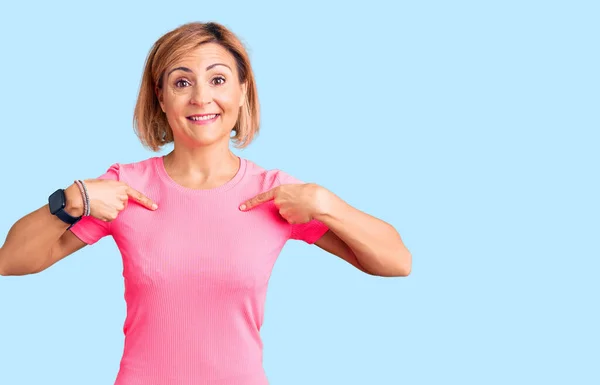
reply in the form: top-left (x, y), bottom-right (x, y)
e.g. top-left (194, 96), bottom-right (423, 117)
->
top-left (0, 21), bottom-right (411, 385)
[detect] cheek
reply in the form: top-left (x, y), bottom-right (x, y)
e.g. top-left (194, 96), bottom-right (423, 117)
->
top-left (216, 86), bottom-right (242, 109)
top-left (217, 99), bottom-right (242, 124)
top-left (165, 90), bottom-right (190, 113)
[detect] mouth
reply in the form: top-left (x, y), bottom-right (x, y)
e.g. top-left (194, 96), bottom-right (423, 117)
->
top-left (187, 114), bottom-right (220, 124)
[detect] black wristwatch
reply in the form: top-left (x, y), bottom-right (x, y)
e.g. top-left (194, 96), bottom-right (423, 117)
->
top-left (48, 189), bottom-right (82, 229)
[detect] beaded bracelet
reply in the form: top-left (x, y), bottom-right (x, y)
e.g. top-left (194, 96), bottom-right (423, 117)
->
top-left (79, 180), bottom-right (90, 217)
top-left (74, 179), bottom-right (90, 217)
top-left (74, 180), bottom-right (87, 216)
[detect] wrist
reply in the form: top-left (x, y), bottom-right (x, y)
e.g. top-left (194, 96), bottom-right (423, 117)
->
top-left (312, 185), bottom-right (338, 221)
top-left (64, 184), bottom-right (84, 217)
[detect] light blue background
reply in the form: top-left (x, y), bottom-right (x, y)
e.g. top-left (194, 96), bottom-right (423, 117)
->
top-left (0, 1), bottom-right (597, 384)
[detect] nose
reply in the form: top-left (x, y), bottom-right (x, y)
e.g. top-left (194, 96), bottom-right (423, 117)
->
top-left (190, 83), bottom-right (212, 105)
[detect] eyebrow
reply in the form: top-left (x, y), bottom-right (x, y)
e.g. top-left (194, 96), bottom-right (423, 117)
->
top-left (167, 63), bottom-right (231, 77)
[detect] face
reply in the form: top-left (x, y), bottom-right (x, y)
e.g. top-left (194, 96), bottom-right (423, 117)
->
top-left (157, 42), bottom-right (247, 148)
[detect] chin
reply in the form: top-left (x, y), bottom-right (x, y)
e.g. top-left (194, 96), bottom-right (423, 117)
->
top-left (173, 119), bottom-right (235, 147)
top-left (188, 132), bottom-right (231, 148)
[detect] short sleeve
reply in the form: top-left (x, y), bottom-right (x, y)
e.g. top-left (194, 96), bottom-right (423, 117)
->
top-left (68, 163), bottom-right (120, 245)
top-left (275, 170), bottom-right (329, 244)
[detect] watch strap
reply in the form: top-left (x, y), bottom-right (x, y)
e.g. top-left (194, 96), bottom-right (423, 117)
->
top-left (49, 188), bottom-right (82, 229)
top-left (55, 206), bottom-right (81, 228)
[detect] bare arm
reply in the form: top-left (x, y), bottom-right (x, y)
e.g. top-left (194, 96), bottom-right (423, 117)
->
top-left (313, 229), bottom-right (371, 274)
top-left (0, 179), bottom-right (157, 276)
top-left (240, 183), bottom-right (412, 277)
top-left (0, 184), bottom-right (86, 276)
top-left (313, 187), bottom-right (412, 277)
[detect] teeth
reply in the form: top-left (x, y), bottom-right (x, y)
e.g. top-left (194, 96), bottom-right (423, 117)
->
top-left (190, 114), bottom-right (218, 121)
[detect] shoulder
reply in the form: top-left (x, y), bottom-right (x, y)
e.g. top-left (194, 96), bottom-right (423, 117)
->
top-left (243, 158), bottom-right (306, 190)
top-left (94, 156), bottom-right (160, 182)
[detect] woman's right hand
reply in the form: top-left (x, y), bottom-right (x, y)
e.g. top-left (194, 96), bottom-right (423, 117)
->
top-left (64, 180), bottom-right (157, 221)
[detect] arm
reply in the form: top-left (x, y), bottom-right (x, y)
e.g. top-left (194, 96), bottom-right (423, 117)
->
top-left (240, 182), bottom-right (411, 277)
top-left (0, 168), bottom-right (157, 277)
top-left (0, 184), bottom-right (86, 276)
top-left (313, 186), bottom-right (412, 277)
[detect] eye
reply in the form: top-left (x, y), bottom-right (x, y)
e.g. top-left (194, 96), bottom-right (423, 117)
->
top-left (175, 79), bottom-right (191, 88)
top-left (212, 76), bottom-right (226, 86)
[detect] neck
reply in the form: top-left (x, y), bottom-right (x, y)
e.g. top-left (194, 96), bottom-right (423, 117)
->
top-left (163, 142), bottom-right (240, 183)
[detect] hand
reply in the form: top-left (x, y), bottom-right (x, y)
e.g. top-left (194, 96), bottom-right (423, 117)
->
top-left (239, 183), bottom-right (330, 224)
top-left (65, 179), bottom-right (157, 221)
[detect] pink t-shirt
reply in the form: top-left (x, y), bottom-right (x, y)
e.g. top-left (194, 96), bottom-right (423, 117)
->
top-left (69, 156), bottom-right (329, 385)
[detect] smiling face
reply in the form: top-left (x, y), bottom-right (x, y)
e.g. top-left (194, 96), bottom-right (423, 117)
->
top-left (157, 42), bottom-right (247, 149)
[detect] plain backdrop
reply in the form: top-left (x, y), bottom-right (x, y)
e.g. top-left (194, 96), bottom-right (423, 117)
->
top-left (0, 1), bottom-right (598, 384)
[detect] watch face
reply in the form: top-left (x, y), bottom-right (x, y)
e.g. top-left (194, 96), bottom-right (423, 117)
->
top-left (49, 189), bottom-right (66, 215)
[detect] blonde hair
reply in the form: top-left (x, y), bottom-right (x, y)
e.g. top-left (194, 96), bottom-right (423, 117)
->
top-left (133, 21), bottom-right (260, 151)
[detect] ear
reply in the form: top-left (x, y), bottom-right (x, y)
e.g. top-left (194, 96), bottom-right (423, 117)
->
top-left (155, 85), bottom-right (165, 113)
top-left (239, 82), bottom-right (248, 108)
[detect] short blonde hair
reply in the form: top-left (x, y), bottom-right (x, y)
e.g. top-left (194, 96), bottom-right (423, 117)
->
top-left (133, 21), bottom-right (260, 151)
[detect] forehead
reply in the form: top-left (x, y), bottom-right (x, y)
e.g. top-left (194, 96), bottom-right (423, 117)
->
top-left (170, 42), bottom-right (236, 71)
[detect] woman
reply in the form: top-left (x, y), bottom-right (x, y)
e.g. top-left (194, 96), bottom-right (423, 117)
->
top-left (0, 22), bottom-right (411, 385)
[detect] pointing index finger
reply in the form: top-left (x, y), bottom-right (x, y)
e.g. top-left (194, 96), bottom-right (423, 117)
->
top-left (240, 188), bottom-right (276, 211)
top-left (126, 186), bottom-right (158, 210)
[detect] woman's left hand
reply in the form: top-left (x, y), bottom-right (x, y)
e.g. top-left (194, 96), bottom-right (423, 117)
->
top-left (239, 183), bottom-right (331, 224)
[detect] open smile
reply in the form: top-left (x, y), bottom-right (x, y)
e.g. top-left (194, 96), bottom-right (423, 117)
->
top-left (187, 114), bottom-right (220, 124)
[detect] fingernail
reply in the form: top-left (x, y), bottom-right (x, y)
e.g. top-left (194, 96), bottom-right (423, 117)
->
top-left (239, 204), bottom-right (246, 211)
top-left (152, 204), bottom-right (158, 210)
